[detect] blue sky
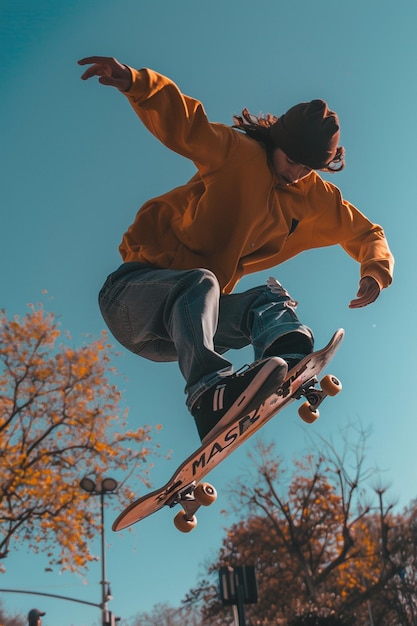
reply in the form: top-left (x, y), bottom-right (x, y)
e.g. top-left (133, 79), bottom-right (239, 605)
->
top-left (1, 1), bottom-right (416, 624)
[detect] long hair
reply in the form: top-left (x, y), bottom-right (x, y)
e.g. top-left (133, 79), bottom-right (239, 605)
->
top-left (233, 108), bottom-right (345, 172)
top-left (233, 108), bottom-right (277, 151)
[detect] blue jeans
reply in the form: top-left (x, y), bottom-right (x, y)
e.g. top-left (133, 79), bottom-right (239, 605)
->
top-left (98, 263), bottom-right (313, 409)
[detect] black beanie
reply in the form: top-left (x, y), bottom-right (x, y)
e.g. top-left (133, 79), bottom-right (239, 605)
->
top-left (269, 99), bottom-right (340, 169)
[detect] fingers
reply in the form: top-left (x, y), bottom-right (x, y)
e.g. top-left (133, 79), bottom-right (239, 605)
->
top-left (349, 277), bottom-right (381, 309)
top-left (78, 56), bottom-right (131, 91)
top-left (349, 293), bottom-right (378, 308)
top-left (78, 57), bottom-right (113, 81)
top-left (78, 56), bottom-right (120, 80)
top-left (78, 56), bottom-right (114, 65)
top-left (79, 64), bottom-right (107, 81)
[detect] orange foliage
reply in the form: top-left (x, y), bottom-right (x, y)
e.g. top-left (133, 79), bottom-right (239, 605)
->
top-left (189, 438), bottom-right (406, 625)
top-left (0, 306), bottom-right (160, 573)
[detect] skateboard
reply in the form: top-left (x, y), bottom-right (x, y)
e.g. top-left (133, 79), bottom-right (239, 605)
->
top-left (113, 328), bottom-right (344, 533)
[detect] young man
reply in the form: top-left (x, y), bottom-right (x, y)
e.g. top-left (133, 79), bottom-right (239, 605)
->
top-left (78, 56), bottom-right (394, 442)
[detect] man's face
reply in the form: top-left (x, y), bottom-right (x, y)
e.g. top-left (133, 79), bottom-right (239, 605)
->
top-left (272, 148), bottom-right (312, 186)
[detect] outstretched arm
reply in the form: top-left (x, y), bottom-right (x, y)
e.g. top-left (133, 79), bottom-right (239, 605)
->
top-left (78, 56), bottom-right (132, 92)
top-left (79, 56), bottom-right (239, 174)
top-left (349, 276), bottom-right (381, 308)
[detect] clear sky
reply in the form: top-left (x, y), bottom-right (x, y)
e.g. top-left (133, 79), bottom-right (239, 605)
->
top-left (1, 1), bottom-right (416, 624)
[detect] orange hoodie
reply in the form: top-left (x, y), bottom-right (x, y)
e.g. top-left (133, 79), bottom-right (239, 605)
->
top-left (120, 68), bottom-right (394, 294)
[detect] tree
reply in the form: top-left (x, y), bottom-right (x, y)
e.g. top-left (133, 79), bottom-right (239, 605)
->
top-left (0, 599), bottom-right (25, 626)
top-left (288, 615), bottom-right (348, 626)
top-left (362, 498), bottom-right (417, 626)
top-left (0, 305), bottom-right (161, 572)
top-left (131, 601), bottom-right (201, 626)
top-left (184, 428), bottom-right (415, 625)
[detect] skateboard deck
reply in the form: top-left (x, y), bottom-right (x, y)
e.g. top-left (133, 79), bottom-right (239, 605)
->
top-left (113, 328), bottom-right (344, 533)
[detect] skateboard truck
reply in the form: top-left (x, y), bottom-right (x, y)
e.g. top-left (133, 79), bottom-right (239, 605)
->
top-left (295, 374), bottom-right (342, 423)
top-left (166, 481), bottom-right (197, 508)
top-left (168, 481), bottom-right (218, 532)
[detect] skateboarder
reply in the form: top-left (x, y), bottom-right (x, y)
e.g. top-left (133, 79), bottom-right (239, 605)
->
top-left (78, 56), bottom-right (394, 441)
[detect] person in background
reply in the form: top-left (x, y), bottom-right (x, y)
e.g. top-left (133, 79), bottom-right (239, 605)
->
top-left (27, 608), bottom-right (45, 626)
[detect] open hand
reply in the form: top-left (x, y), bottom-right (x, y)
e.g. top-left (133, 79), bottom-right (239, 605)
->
top-left (78, 56), bottom-right (132, 91)
top-left (349, 276), bottom-right (381, 308)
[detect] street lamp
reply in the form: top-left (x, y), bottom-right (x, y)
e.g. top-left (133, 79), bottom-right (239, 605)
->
top-left (80, 476), bottom-right (118, 626)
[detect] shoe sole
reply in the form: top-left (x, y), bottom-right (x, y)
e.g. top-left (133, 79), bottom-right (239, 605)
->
top-left (202, 358), bottom-right (287, 443)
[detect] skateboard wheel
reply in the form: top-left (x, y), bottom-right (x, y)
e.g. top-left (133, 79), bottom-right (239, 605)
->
top-left (194, 482), bottom-right (217, 506)
top-left (298, 402), bottom-right (319, 424)
top-left (173, 511), bottom-right (197, 533)
top-left (320, 374), bottom-right (342, 396)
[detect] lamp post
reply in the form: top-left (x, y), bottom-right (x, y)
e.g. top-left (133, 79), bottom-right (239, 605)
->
top-left (80, 476), bottom-right (118, 626)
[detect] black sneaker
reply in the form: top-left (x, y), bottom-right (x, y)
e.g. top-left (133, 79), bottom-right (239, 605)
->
top-left (192, 357), bottom-right (288, 442)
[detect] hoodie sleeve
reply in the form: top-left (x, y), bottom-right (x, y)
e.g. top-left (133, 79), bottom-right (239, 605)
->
top-left (123, 67), bottom-right (239, 175)
top-left (309, 178), bottom-right (394, 290)
top-left (339, 202), bottom-right (394, 289)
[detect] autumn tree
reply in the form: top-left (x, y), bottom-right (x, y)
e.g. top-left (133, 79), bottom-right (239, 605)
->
top-left (362, 498), bottom-right (417, 626)
top-left (184, 428), bottom-right (415, 625)
top-left (0, 305), bottom-right (160, 572)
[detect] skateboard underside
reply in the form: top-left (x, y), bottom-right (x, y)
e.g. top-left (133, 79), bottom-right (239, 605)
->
top-left (113, 328), bottom-right (344, 532)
